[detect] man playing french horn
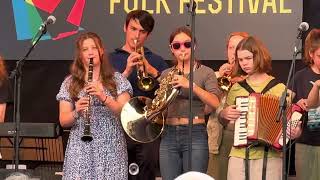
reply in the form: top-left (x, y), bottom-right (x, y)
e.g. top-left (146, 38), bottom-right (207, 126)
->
top-left (109, 10), bottom-right (168, 180)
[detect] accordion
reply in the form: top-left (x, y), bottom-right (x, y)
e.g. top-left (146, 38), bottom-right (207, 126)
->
top-left (234, 93), bottom-right (303, 150)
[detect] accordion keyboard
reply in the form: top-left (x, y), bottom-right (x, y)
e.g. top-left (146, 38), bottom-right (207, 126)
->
top-left (234, 97), bottom-right (249, 146)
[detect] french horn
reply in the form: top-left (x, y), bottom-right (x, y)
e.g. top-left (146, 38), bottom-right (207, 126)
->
top-left (121, 62), bottom-right (185, 143)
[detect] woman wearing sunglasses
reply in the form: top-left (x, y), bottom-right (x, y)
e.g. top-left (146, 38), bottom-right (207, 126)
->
top-left (158, 26), bottom-right (222, 180)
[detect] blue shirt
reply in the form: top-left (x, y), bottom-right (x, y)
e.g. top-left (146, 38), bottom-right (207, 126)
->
top-left (109, 47), bottom-right (168, 98)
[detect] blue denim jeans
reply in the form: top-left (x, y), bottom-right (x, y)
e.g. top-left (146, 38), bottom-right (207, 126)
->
top-left (159, 124), bottom-right (209, 180)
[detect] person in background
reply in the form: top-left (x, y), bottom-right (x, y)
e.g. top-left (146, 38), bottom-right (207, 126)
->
top-left (0, 55), bottom-right (9, 123)
top-left (0, 55), bottom-right (10, 160)
top-left (109, 9), bottom-right (168, 180)
top-left (57, 32), bottom-right (132, 179)
top-left (207, 32), bottom-right (249, 180)
top-left (159, 26), bottom-right (221, 180)
top-left (290, 28), bottom-right (320, 180)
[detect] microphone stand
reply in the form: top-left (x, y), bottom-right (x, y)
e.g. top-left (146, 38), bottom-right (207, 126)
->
top-left (9, 26), bottom-right (48, 172)
top-left (186, 0), bottom-right (196, 171)
top-left (277, 31), bottom-right (302, 180)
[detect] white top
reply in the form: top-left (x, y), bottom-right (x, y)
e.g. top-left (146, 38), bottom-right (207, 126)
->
top-left (175, 171), bottom-right (215, 180)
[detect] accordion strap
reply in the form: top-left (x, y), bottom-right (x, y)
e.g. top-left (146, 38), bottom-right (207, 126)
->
top-left (244, 142), bottom-right (270, 180)
top-left (244, 142), bottom-right (259, 180)
top-left (240, 78), bottom-right (280, 179)
top-left (245, 146), bottom-right (250, 180)
top-left (238, 78), bottom-right (281, 94)
top-left (262, 146), bottom-right (269, 180)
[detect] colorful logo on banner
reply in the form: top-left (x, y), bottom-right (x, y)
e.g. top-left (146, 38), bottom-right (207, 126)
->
top-left (12, 0), bottom-right (85, 41)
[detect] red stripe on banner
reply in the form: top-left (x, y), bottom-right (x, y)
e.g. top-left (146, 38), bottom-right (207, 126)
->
top-left (31, 0), bottom-right (62, 13)
top-left (66, 0), bottom-right (85, 26)
top-left (52, 31), bottom-right (78, 40)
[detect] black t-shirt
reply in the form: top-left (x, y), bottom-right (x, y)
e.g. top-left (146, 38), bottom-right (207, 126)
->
top-left (291, 67), bottom-right (320, 145)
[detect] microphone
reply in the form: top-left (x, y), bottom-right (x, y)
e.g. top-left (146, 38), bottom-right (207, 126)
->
top-left (297, 22), bottom-right (309, 39)
top-left (292, 22), bottom-right (309, 54)
top-left (298, 22), bottom-right (309, 32)
top-left (186, 0), bottom-right (197, 12)
top-left (39, 15), bottom-right (56, 31)
top-left (31, 15), bottom-right (56, 45)
top-left (277, 22), bottom-right (310, 121)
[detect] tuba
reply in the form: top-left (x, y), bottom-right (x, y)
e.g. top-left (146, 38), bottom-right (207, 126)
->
top-left (81, 58), bottom-right (93, 142)
top-left (121, 67), bottom-right (182, 143)
top-left (134, 40), bottom-right (156, 92)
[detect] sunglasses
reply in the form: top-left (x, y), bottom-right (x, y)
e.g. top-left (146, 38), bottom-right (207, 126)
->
top-left (170, 41), bottom-right (192, 50)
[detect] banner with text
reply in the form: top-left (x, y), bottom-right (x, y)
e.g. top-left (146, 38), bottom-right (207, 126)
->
top-left (0, 0), bottom-right (302, 60)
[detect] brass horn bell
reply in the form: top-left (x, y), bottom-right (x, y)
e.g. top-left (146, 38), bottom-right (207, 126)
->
top-left (134, 41), bottom-right (156, 92)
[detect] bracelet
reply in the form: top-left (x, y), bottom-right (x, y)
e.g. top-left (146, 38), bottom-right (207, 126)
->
top-left (73, 111), bottom-right (79, 119)
top-left (102, 96), bottom-right (108, 104)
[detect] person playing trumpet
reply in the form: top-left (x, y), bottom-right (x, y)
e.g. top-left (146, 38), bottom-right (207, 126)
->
top-left (109, 10), bottom-right (168, 180)
top-left (216, 32), bottom-right (250, 89)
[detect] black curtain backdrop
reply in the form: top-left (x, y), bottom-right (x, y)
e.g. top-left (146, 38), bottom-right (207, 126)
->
top-left (4, 60), bottom-right (70, 123)
top-left (4, 60), bottom-right (306, 123)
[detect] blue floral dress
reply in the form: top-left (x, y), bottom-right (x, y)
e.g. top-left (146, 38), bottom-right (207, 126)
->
top-left (56, 72), bottom-right (132, 180)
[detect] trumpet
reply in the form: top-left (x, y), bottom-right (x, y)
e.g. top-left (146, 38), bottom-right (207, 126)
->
top-left (81, 58), bottom-right (93, 142)
top-left (217, 75), bottom-right (232, 92)
top-left (134, 39), bottom-right (156, 92)
top-left (128, 162), bottom-right (139, 175)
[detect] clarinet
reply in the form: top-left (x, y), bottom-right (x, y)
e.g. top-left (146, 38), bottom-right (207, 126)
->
top-left (81, 58), bottom-right (93, 142)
